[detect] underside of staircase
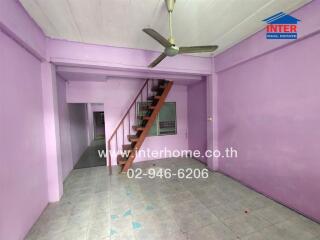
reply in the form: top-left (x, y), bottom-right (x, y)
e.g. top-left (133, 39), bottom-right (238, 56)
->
top-left (108, 79), bottom-right (173, 173)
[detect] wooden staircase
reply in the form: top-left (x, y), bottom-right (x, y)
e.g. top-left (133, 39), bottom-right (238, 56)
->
top-left (107, 79), bottom-right (173, 173)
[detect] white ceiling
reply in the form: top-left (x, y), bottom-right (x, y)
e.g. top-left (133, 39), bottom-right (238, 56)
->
top-left (20, 0), bottom-right (311, 56)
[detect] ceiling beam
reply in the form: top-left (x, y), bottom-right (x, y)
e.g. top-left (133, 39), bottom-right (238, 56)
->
top-left (56, 66), bottom-right (203, 82)
top-left (48, 39), bottom-right (212, 75)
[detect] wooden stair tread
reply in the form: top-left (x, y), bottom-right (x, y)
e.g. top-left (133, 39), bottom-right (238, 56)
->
top-left (132, 125), bottom-right (145, 131)
top-left (158, 80), bottom-right (168, 86)
top-left (152, 85), bottom-right (165, 92)
top-left (117, 155), bottom-right (128, 165)
top-left (147, 95), bottom-right (161, 101)
top-left (128, 135), bottom-right (139, 142)
top-left (137, 115), bottom-right (152, 120)
top-left (112, 80), bottom-right (173, 173)
top-left (122, 144), bottom-right (133, 151)
top-left (108, 79), bottom-right (173, 175)
top-left (140, 105), bottom-right (151, 111)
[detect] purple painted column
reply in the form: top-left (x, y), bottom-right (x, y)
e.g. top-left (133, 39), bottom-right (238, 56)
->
top-left (0, 0), bottom-right (46, 59)
top-left (206, 66), bottom-right (219, 170)
top-left (41, 62), bottom-right (63, 202)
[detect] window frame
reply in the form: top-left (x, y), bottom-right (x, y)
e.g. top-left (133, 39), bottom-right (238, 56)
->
top-left (136, 101), bottom-right (177, 137)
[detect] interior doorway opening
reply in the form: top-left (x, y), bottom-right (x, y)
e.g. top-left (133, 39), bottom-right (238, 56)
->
top-left (73, 103), bottom-right (106, 169)
top-left (93, 111), bottom-right (105, 140)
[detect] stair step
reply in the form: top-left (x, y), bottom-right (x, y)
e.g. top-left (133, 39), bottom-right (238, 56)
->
top-left (152, 85), bottom-right (165, 92)
top-left (128, 135), bottom-right (139, 142)
top-left (117, 155), bottom-right (128, 165)
top-left (137, 115), bottom-right (148, 120)
top-left (137, 115), bottom-right (151, 121)
top-left (147, 95), bottom-right (161, 101)
top-left (158, 79), bottom-right (168, 86)
top-left (140, 105), bottom-right (151, 111)
top-left (132, 125), bottom-right (145, 131)
top-left (119, 80), bottom-right (173, 173)
top-left (122, 144), bottom-right (133, 151)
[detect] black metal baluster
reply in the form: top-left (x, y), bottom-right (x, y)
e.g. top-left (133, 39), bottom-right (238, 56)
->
top-left (135, 100), bottom-right (137, 125)
top-left (115, 131), bottom-right (118, 152)
top-left (141, 90), bottom-right (143, 103)
top-left (122, 122), bottom-right (124, 146)
top-left (128, 111), bottom-right (131, 135)
top-left (147, 80), bottom-right (149, 101)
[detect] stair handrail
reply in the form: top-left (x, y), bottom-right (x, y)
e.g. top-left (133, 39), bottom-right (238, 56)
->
top-left (107, 79), bottom-right (149, 174)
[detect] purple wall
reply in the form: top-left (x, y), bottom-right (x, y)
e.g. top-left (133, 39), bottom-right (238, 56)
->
top-left (0, 30), bottom-right (48, 239)
top-left (216, 31), bottom-right (320, 221)
top-left (69, 104), bottom-right (89, 166)
top-left (188, 80), bottom-right (207, 163)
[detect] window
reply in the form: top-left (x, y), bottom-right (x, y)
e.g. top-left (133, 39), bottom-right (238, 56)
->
top-left (136, 102), bottom-right (177, 136)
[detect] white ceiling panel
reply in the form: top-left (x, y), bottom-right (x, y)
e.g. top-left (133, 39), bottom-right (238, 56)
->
top-left (19, 0), bottom-right (59, 37)
top-left (20, 0), bottom-right (311, 56)
top-left (34, 0), bottom-right (82, 41)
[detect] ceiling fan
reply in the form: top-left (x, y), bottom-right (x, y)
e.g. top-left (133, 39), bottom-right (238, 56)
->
top-left (143, 0), bottom-right (218, 68)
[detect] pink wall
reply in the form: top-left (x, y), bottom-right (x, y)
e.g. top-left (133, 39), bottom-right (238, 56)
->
top-left (216, 30), bottom-right (320, 221)
top-left (92, 103), bottom-right (104, 112)
top-left (57, 75), bottom-right (73, 180)
top-left (0, 30), bottom-right (48, 239)
top-left (187, 80), bottom-right (207, 163)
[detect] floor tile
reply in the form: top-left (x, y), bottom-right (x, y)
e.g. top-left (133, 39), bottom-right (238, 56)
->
top-left (25, 158), bottom-right (320, 240)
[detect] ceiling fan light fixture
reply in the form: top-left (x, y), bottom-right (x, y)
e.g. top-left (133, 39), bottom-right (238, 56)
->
top-left (165, 46), bottom-right (179, 57)
top-left (165, 0), bottom-right (176, 12)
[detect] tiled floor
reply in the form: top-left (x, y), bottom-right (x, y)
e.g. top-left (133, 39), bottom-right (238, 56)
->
top-left (74, 139), bottom-right (106, 169)
top-left (26, 158), bottom-right (320, 240)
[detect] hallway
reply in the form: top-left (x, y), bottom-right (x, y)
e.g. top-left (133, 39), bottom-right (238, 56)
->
top-left (74, 139), bottom-right (106, 169)
top-left (26, 158), bottom-right (320, 240)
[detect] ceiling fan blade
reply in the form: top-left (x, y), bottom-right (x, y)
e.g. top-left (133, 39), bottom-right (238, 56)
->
top-left (143, 28), bottom-right (171, 48)
top-left (148, 53), bottom-right (167, 68)
top-left (179, 45), bottom-right (218, 54)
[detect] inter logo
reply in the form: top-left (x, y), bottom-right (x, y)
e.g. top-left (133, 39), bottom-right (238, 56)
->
top-left (263, 12), bottom-right (300, 40)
